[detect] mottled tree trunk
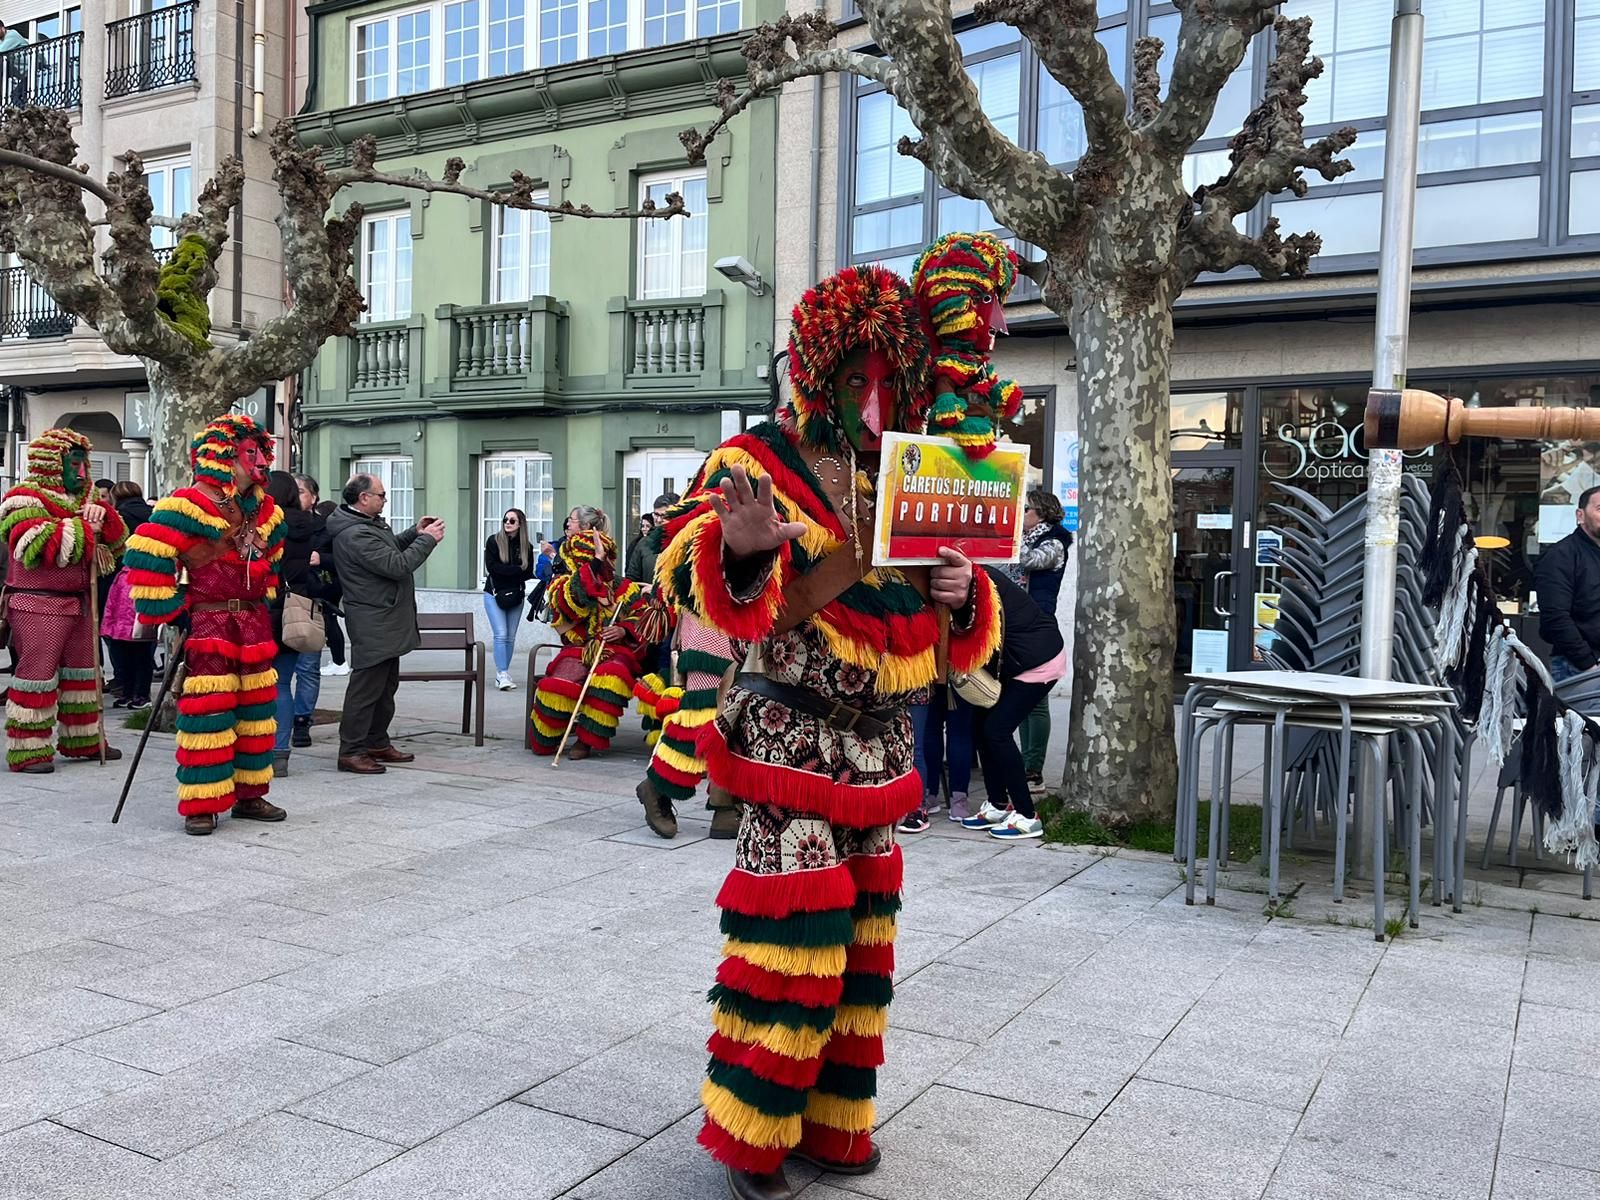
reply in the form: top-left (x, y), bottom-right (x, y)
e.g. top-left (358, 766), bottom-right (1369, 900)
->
top-left (145, 363), bottom-right (231, 498)
top-left (1062, 286), bottom-right (1178, 826)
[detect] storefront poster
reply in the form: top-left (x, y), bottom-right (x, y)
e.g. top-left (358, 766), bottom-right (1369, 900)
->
top-left (1191, 629), bottom-right (1229, 674)
top-left (1255, 592), bottom-right (1281, 629)
top-left (1255, 530), bottom-right (1282, 567)
top-left (1054, 430), bottom-right (1079, 532)
top-left (873, 431), bottom-right (1028, 565)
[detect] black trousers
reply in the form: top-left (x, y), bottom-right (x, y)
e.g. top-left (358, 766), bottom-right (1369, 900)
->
top-left (339, 657), bottom-right (400, 757)
top-left (108, 640), bottom-right (156, 701)
top-left (973, 678), bottom-right (1054, 819)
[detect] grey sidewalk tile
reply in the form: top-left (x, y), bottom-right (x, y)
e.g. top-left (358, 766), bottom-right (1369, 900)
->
top-left (0, 987), bottom-right (158, 1063)
top-left (269, 932), bottom-right (490, 1002)
top-left (515, 1024), bottom-right (707, 1138)
top-left (0, 938), bottom-right (153, 1007)
top-left (898, 883), bottom-right (1026, 938)
top-left (890, 926), bottom-right (965, 982)
top-left (1503, 1068), bottom-right (1600, 1172)
top-left (887, 962), bottom-right (1048, 1043)
top-left (293, 1029), bottom-right (576, 1147)
top-left (0, 1046), bottom-right (156, 1134)
top-left (97, 899), bottom-right (321, 958)
top-left (1028, 962), bottom-right (1203, 1042)
top-left (1034, 1079), bottom-right (1298, 1200)
top-left (838, 1084), bottom-right (1087, 1200)
top-left (56, 1038), bottom-right (371, 1160)
top-left (320, 1102), bottom-right (640, 1200)
top-left (1262, 1159), bottom-right (1456, 1200)
top-left (1196, 957), bottom-right (1373, 1036)
top-left (935, 919), bottom-right (1108, 988)
top-left (1358, 941), bottom-right (1526, 1029)
top-left (1521, 958), bottom-right (1600, 1014)
top-left (559, 1110), bottom-right (802, 1200)
top-left (0, 901), bottom-right (162, 959)
top-left (1528, 913), bottom-right (1600, 963)
top-left (425, 891), bottom-right (608, 951)
top-left (262, 868), bottom-right (424, 917)
top-left (88, 936), bottom-right (329, 1009)
top-left (1512, 1002), bottom-right (1600, 1080)
top-left (262, 895), bottom-right (473, 956)
top-left (1138, 1011), bottom-right (1339, 1111)
top-left (69, 981), bottom-right (353, 1074)
top-left (941, 845), bottom-right (1103, 901)
top-left (288, 978), bottom-right (537, 1065)
top-left (940, 1013), bottom-right (1157, 1119)
top-left (140, 1111), bottom-right (399, 1200)
top-left (0, 1120), bottom-right (156, 1200)
top-left (481, 964), bottom-right (707, 1058)
top-left (1491, 1154), bottom-right (1600, 1199)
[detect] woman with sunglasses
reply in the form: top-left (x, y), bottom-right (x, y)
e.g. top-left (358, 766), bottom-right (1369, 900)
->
top-left (483, 508), bottom-right (536, 690)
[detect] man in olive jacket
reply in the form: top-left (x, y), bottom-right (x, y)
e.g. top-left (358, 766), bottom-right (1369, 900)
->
top-left (327, 474), bottom-right (444, 773)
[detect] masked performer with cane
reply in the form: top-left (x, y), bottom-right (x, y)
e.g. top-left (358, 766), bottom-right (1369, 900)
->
top-left (123, 414), bottom-right (287, 835)
top-left (1, 428), bottom-right (127, 772)
top-left (645, 265), bottom-right (1002, 1199)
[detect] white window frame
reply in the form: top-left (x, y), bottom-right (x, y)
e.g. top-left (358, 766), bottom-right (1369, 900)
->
top-left (635, 168), bottom-right (707, 300)
top-left (143, 153), bottom-right (192, 251)
top-left (349, 0), bottom-right (740, 101)
top-left (479, 451), bottom-right (555, 578)
top-left (491, 195), bottom-right (552, 302)
top-left (351, 457), bottom-right (415, 531)
top-left (360, 210), bottom-right (413, 322)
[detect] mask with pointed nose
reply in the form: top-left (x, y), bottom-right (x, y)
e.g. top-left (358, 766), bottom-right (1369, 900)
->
top-left (973, 291), bottom-right (1008, 353)
top-left (832, 347), bottom-right (898, 452)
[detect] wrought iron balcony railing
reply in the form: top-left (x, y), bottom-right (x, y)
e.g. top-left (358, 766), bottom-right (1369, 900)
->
top-left (0, 32), bottom-right (82, 110)
top-left (0, 265), bottom-right (74, 339)
top-left (105, 1), bottom-right (197, 99)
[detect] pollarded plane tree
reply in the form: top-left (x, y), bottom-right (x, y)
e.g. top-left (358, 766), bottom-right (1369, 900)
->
top-left (683, 1), bottom-right (1357, 826)
top-left (0, 110), bottom-right (684, 496)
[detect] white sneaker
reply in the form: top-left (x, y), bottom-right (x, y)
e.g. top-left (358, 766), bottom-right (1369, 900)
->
top-left (321, 662), bottom-right (350, 677)
top-left (989, 811), bottom-right (1044, 840)
top-left (960, 801), bottom-right (1011, 830)
top-left (495, 671), bottom-right (515, 691)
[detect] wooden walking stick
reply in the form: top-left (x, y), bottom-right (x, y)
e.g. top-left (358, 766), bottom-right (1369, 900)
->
top-left (550, 599), bottom-right (624, 767)
top-left (87, 541), bottom-right (115, 766)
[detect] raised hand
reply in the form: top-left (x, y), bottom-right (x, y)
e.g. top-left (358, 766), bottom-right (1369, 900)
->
top-left (709, 465), bottom-right (806, 559)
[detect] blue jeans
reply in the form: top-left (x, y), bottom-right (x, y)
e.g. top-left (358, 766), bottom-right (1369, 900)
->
top-left (484, 593), bottom-right (516, 674)
top-left (1551, 655), bottom-right (1580, 684)
top-left (273, 649), bottom-right (322, 751)
top-left (922, 685), bottom-right (974, 797)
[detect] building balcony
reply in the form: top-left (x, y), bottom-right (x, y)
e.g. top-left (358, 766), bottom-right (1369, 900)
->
top-left (105, 1), bottom-right (197, 99)
top-left (436, 298), bottom-right (567, 402)
top-left (0, 32), bottom-right (82, 110)
top-left (608, 293), bottom-right (725, 391)
top-left (0, 265), bottom-right (75, 340)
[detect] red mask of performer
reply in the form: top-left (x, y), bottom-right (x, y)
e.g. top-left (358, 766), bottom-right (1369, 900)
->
top-left (972, 290), bottom-right (1008, 353)
top-left (235, 440), bottom-right (270, 489)
top-left (833, 347), bottom-right (897, 452)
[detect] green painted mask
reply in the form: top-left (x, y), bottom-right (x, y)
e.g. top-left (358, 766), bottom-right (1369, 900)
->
top-left (62, 446), bottom-right (88, 496)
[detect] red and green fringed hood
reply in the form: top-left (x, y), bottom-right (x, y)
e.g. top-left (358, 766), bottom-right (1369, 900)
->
top-left (192, 412), bottom-right (273, 496)
top-left (912, 232), bottom-right (1024, 459)
top-left (0, 427), bottom-right (126, 571)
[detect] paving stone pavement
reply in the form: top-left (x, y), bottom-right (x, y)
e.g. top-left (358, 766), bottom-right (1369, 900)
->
top-left (1, 680), bottom-right (1597, 1199)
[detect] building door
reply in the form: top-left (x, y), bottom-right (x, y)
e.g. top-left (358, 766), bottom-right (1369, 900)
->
top-left (1172, 457), bottom-right (1252, 679)
top-left (621, 448), bottom-right (707, 569)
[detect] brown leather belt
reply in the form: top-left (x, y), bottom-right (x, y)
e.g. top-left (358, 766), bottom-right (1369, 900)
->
top-left (191, 599), bottom-right (265, 613)
top-left (736, 674), bottom-right (899, 738)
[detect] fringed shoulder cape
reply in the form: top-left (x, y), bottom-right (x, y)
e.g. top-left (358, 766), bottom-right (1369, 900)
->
top-left (124, 487), bottom-right (285, 627)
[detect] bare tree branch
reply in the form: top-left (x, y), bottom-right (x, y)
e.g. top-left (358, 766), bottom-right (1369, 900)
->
top-left (1198, 16), bottom-right (1356, 218)
top-left (1147, 0), bottom-right (1277, 150)
top-left (1131, 36), bottom-right (1164, 126)
top-left (974, 0), bottom-right (1129, 160)
top-left (1178, 211), bottom-right (1320, 282)
top-left (0, 147), bottom-right (114, 203)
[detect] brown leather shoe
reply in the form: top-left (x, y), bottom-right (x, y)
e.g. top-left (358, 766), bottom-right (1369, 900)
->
top-left (789, 1143), bottom-right (881, 1175)
top-left (18, 760), bottom-right (54, 774)
top-left (566, 742), bottom-right (591, 760)
top-left (338, 754), bottom-right (386, 774)
top-left (184, 813), bottom-right (216, 836)
top-left (709, 807), bottom-right (740, 840)
top-left (637, 778), bottom-right (678, 839)
top-left (61, 745), bottom-right (122, 763)
top-left (367, 746), bottom-right (415, 764)
top-left (233, 797), bottom-right (287, 822)
top-left (726, 1166), bottom-right (792, 1200)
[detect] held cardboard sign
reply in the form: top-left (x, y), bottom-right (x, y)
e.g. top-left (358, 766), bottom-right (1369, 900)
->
top-left (872, 431), bottom-right (1028, 565)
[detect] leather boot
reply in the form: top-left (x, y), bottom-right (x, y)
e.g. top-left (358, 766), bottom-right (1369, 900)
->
top-left (790, 1143), bottom-right (882, 1175)
top-left (18, 760), bottom-right (54, 774)
top-left (291, 716), bottom-right (313, 748)
top-left (233, 797), bottom-right (287, 822)
top-left (726, 1165), bottom-right (792, 1200)
top-left (367, 746), bottom-right (415, 764)
top-left (338, 754), bottom-right (385, 774)
top-left (710, 807), bottom-right (740, 840)
top-left (637, 778), bottom-right (678, 839)
top-left (566, 742), bottom-right (591, 760)
top-left (184, 813), bottom-right (216, 836)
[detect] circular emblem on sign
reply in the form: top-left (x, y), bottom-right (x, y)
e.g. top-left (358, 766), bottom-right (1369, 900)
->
top-left (900, 444), bottom-right (921, 476)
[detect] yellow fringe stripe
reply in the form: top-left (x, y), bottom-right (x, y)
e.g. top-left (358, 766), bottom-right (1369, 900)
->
top-left (654, 739), bottom-right (705, 776)
top-left (130, 585), bottom-right (178, 601)
top-left (234, 766), bottom-right (274, 785)
top-left (832, 1004), bottom-right (890, 1038)
top-left (176, 729), bottom-right (237, 751)
top-left (590, 674), bottom-right (632, 700)
top-left (669, 706), bottom-right (720, 730)
top-left (701, 1080), bottom-right (802, 1150)
top-left (234, 719), bottom-right (274, 737)
top-left (124, 533), bottom-right (177, 559)
top-left (711, 1008), bottom-right (832, 1063)
top-left (161, 495), bottom-right (229, 532)
top-left (177, 779), bottom-right (236, 800)
top-left (532, 715), bottom-right (565, 737)
top-left (723, 938), bottom-right (847, 979)
top-left (239, 670), bottom-right (277, 691)
top-left (853, 916), bottom-right (897, 947)
top-left (804, 1092), bottom-right (875, 1134)
top-left (536, 689), bottom-right (577, 714)
top-left (183, 673), bottom-right (242, 696)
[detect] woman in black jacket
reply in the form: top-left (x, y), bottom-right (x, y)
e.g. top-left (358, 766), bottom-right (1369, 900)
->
top-left (484, 508), bottom-right (536, 691)
top-left (268, 472), bottom-right (324, 774)
top-left (958, 567), bottom-right (1067, 840)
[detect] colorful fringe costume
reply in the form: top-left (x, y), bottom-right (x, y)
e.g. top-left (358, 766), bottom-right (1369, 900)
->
top-left (1, 429), bottom-right (127, 770)
top-left (646, 266), bottom-right (1004, 1178)
top-left (125, 415), bottom-right (284, 817)
top-left (530, 530), bottom-right (660, 755)
top-left (912, 232), bottom-right (1024, 459)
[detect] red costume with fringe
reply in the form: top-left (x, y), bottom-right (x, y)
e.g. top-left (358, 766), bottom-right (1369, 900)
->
top-left (647, 266), bottom-right (1003, 1177)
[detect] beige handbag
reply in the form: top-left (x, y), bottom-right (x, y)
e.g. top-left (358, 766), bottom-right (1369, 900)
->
top-left (281, 591), bottom-right (327, 653)
top-left (949, 663), bottom-right (1002, 708)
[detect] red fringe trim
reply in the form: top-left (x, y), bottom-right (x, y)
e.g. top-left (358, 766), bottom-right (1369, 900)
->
top-left (717, 955), bottom-right (846, 1008)
top-left (703, 725), bottom-right (923, 827)
top-left (58, 711), bottom-right (98, 727)
top-left (574, 726), bottom-right (612, 749)
top-left (798, 1121), bottom-right (875, 1165)
top-left (178, 792), bottom-right (237, 818)
top-left (584, 694), bottom-right (626, 719)
top-left (650, 756), bottom-right (702, 789)
top-left (126, 567), bottom-right (179, 589)
top-left (948, 568), bottom-right (1001, 674)
top-left (237, 686), bottom-right (277, 706)
top-left (845, 941), bottom-right (895, 979)
top-left (699, 1116), bottom-right (790, 1174)
top-left (691, 519), bottom-right (788, 643)
top-left (234, 733), bottom-right (275, 755)
top-left (716, 861), bottom-right (855, 919)
top-left (538, 675), bottom-right (582, 700)
top-left (820, 1031), bottom-right (884, 1069)
top-left (176, 746), bottom-right (236, 767)
top-left (179, 692), bottom-right (239, 715)
top-left (707, 1032), bottom-right (824, 1091)
top-left (186, 636), bottom-right (276, 663)
top-left (845, 844), bottom-right (903, 895)
top-left (7, 688), bottom-right (57, 710)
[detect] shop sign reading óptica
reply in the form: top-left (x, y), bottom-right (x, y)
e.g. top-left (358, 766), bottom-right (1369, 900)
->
top-left (1263, 419), bottom-right (1434, 482)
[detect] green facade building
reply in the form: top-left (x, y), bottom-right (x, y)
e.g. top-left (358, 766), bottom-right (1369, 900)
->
top-left (295, 0), bottom-right (779, 593)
